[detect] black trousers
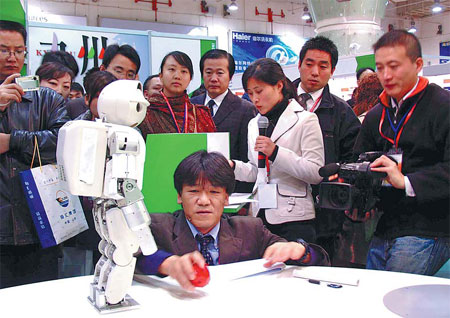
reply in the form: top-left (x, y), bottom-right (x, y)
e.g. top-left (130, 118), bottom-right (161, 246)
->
top-left (0, 244), bottom-right (60, 289)
top-left (258, 210), bottom-right (317, 243)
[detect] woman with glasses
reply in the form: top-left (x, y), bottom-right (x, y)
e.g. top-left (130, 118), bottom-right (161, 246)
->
top-left (139, 51), bottom-right (216, 137)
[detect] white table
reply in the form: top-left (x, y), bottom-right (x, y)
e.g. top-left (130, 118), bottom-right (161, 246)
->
top-left (0, 264), bottom-right (448, 317)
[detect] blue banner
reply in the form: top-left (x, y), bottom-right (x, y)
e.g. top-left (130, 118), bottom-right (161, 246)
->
top-left (440, 41), bottom-right (450, 64)
top-left (20, 169), bottom-right (57, 248)
top-left (232, 31), bottom-right (299, 73)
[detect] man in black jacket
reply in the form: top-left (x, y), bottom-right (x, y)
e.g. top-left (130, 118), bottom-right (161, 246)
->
top-left (292, 36), bottom-right (361, 262)
top-left (0, 20), bottom-right (70, 288)
top-left (353, 30), bottom-right (449, 275)
top-left (191, 49), bottom-right (257, 193)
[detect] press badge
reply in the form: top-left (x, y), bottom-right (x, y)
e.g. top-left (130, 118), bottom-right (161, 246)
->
top-left (258, 183), bottom-right (278, 209)
top-left (382, 148), bottom-right (403, 187)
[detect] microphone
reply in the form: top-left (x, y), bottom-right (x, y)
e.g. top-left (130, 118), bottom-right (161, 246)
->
top-left (257, 116), bottom-right (269, 168)
top-left (318, 163), bottom-right (341, 178)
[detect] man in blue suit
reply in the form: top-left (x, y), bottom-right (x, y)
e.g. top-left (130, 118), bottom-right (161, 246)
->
top-left (191, 49), bottom-right (257, 193)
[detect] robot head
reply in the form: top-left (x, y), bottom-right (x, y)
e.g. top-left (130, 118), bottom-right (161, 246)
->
top-left (97, 80), bottom-right (149, 127)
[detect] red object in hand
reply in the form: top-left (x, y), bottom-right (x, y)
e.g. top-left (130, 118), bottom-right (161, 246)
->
top-left (190, 263), bottom-right (210, 287)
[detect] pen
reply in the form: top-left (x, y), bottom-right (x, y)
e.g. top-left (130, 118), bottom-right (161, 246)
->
top-left (308, 279), bottom-right (320, 285)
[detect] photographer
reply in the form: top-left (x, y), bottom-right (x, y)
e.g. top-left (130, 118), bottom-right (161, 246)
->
top-left (353, 30), bottom-right (449, 275)
top-left (0, 20), bottom-right (70, 288)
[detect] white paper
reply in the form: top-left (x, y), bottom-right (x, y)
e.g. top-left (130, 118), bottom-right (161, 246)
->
top-left (293, 267), bottom-right (360, 286)
top-left (227, 193), bottom-right (257, 206)
top-left (258, 183), bottom-right (278, 209)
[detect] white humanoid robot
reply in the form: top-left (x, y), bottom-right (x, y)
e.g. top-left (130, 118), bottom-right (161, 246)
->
top-left (56, 80), bottom-right (157, 313)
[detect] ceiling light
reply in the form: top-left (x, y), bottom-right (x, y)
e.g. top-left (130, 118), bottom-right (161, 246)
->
top-left (301, 6), bottom-right (311, 20)
top-left (408, 20), bottom-right (417, 33)
top-left (431, 0), bottom-right (443, 13)
top-left (228, 0), bottom-right (238, 11)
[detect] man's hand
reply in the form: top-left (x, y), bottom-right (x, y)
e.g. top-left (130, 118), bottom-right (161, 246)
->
top-left (0, 73), bottom-right (24, 111)
top-left (370, 155), bottom-right (405, 189)
top-left (263, 242), bottom-right (305, 267)
top-left (254, 136), bottom-right (276, 157)
top-left (158, 251), bottom-right (206, 291)
top-left (345, 208), bottom-right (376, 222)
top-left (0, 133), bottom-right (10, 154)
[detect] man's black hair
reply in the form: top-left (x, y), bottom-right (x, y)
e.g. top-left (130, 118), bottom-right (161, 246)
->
top-left (83, 69), bottom-right (117, 106)
top-left (101, 44), bottom-right (141, 73)
top-left (0, 20), bottom-right (27, 45)
top-left (174, 150), bottom-right (235, 195)
top-left (199, 49), bottom-right (235, 78)
top-left (143, 74), bottom-right (160, 91)
top-left (356, 67), bottom-right (375, 81)
top-left (42, 51), bottom-right (79, 77)
top-left (373, 29), bottom-right (422, 62)
top-left (83, 67), bottom-right (100, 93)
top-left (299, 36), bottom-right (339, 69)
top-left (70, 82), bottom-right (84, 95)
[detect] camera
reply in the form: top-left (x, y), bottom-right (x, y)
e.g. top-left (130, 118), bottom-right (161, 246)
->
top-left (15, 75), bottom-right (40, 92)
top-left (318, 152), bottom-right (389, 212)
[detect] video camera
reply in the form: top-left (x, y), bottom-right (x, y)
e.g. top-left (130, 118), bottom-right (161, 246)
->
top-left (318, 152), bottom-right (390, 212)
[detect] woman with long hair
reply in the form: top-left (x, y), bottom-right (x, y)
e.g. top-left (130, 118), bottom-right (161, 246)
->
top-left (139, 51), bottom-right (216, 137)
top-left (231, 58), bottom-right (324, 243)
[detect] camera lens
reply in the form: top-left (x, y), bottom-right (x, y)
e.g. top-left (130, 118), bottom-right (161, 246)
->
top-left (329, 187), bottom-right (350, 208)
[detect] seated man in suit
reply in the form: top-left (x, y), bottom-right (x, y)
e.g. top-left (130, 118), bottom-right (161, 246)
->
top-left (137, 151), bottom-right (329, 290)
top-left (191, 49), bottom-right (257, 193)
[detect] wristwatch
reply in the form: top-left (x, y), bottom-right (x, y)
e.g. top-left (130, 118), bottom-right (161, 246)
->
top-left (297, 239), bottom-right (311, 263)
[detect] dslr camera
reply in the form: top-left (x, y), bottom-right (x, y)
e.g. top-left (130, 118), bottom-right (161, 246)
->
top-left (318, 152), bottom-right (390, 212)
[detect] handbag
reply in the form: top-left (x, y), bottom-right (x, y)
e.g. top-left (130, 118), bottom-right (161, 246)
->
top-left (19, 136), bottom-right (88, 248)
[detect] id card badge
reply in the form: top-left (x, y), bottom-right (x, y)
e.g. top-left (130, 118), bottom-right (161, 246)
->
top-left (382, 148), bottom-right (403, 187)
top-left (387, 147), bottom-right (403, 170)
top-left (258, 183), bottom-right (278, 209)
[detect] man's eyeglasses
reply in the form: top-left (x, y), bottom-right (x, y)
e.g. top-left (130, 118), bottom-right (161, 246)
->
top-left (0, 48), bottom-right (27, 59)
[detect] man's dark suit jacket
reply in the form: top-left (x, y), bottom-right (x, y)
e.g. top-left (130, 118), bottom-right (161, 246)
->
top-left (137, 210), bottom-right (330, 274)
top-left (191, 91), bottom-right (257, 193)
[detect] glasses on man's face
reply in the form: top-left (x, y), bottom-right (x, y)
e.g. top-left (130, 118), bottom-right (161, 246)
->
top-left (0, 48), bottom-right (27, 59)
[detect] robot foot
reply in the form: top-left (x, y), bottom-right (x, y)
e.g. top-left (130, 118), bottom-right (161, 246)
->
top-left (88, 283), bottom-right (140, 314)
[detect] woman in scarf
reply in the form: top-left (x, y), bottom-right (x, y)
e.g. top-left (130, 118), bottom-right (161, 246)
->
top-left (139, 51), bottom-right (216, 137)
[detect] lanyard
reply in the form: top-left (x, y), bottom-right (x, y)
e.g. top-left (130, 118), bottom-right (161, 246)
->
top-left (257, 153), bottom-right (271, 182)
top-left (161, 92), bottom-right (188, 133)
top-left (309, 94), bottom-right (323, 113)
top-left (378, 101), bottom-right (417, 149)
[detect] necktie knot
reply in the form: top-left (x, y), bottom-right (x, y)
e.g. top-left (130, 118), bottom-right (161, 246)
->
top-left (299, 93), bottom-right (312, 109)
top-left (207, 99), bottom-right (215, 117)
top-left (195, 234), bottom-right (214, 265)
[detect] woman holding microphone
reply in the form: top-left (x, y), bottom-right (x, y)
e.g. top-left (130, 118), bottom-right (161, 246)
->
top-left (231, 58), bottom-right (324, 243)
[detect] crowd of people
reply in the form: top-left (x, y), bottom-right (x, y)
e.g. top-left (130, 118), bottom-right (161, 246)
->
top-left (0, 18), bottom-right (448, 291)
